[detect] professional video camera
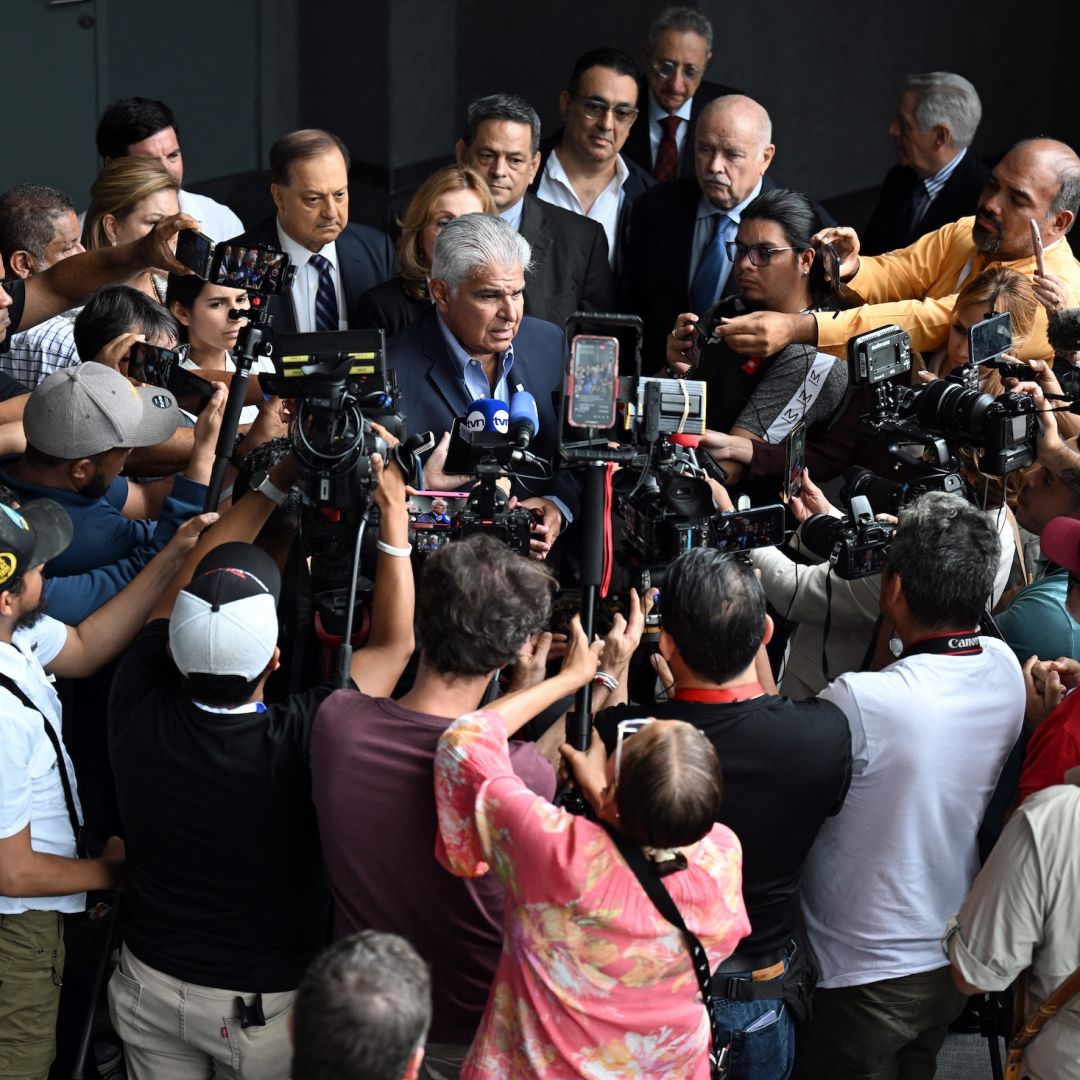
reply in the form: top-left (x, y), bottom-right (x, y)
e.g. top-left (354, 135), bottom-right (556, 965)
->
top-left (800, 495), bottom-right (895, 579)
top-left (849, 320), bottom-right (1037, 476)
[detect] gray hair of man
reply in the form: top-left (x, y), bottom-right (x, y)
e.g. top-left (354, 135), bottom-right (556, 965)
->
top-left (647, 5), bottom-right (714, 53)
top-left (903, 72), bottom-right (982, 149)
top-left (429, 213), bottom-right (532, 297)
top-left (462, 94), bottom-right (542, 156)
top-left (887, 491), bottom-right (998, 630)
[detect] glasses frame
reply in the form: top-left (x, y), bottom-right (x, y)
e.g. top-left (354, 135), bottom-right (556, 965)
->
top-left (725, 241), bottom-right (799, 267)
top-left (573, 95), bottom-right (640, 126)
top-left (614, 718), bottom-right (655, 787)
top-left (650, 59), bottom-right (702, 82)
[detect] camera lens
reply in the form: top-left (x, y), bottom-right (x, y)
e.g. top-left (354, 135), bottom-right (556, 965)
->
top-left (842, 467), bottom-right (903, 516)
top-left (800, 513), bottom-right (845, 561)
top-left (913, 378), bottom-right (993, 441)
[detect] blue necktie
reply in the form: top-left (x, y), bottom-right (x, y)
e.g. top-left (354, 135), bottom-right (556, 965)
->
top-left (907, 180), bottom-right (932, 233)
top-left (310, 253), bottom-right (339, 332)
top-left (690, 212), bottom-right (732, 315)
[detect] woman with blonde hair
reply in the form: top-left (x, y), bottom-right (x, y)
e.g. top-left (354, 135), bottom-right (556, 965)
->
top-left (82, 157), bottom-right (180, 303)
top-left (355, 165), bottom-right (496, 335)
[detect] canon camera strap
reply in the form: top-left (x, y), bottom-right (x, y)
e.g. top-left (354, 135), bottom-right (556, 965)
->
top-left (0, 672), bottom-right (86, 858)
top-left (899, 631), bottom-right (983, 661)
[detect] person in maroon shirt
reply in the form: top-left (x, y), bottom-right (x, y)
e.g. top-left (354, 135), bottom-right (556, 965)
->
top-left (310, 535), bottom-right (559, 1075)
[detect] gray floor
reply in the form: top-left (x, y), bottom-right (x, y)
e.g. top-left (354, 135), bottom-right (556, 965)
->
top-left (935, 1032), bottom-right (1005, 1078)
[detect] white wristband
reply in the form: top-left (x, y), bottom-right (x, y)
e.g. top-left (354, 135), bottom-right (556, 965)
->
top-left (376, 540), bottom-right (413, 558)
top-left (593, 670), bottom-right (619, 691)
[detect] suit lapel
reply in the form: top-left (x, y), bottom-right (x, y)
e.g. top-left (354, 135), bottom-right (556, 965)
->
top-left (519, 197), bottom-right (550, 317)
top-left (420, 313), bottom-right (471, 419)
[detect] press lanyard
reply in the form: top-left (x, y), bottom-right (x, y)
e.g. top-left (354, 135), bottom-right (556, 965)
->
top-left (899, 631), bottom-right (983, 660)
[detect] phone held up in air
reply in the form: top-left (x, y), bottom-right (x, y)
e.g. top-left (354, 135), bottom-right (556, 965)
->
top-left (782, 420), bottom-right (807, 504)
top-left (567, 334), bottom-right (619, 428)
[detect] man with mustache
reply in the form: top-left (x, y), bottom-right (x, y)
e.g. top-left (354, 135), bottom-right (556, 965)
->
top-left (619, 94), bottom-right (832, 366)
top-left (717, 139), bottom-right (1080, 363)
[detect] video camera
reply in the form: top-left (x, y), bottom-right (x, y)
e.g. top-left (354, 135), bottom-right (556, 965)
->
top-left (849, 321), bottom-right (1037, 476)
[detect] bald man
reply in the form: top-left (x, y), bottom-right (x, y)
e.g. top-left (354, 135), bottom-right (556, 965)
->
top-left (619, 94), bottom-right (834, 366)
top-left (717, 138), bottom-right (1080, 364)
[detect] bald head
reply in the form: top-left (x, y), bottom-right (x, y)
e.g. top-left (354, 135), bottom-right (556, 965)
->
top-left (975, 136), bottom-right (1080, 258)
top-left (694, 95), bottom-right (775, 210)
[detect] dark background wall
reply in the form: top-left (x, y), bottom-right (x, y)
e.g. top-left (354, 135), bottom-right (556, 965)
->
top-left (6, 0), bottom-right (1080, 231)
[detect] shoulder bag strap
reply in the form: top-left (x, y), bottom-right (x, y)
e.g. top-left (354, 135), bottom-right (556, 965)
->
top-left (601, 822), bottom-right (728, 1078)
top-left (0, 671), bottom-right (85, 858)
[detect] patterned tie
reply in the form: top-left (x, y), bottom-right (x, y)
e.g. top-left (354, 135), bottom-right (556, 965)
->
top-left (689, 212), bottom-right (733, 315)
top-left (906, 180), bottom-right (933, 235)
top-left (655, 114), bottom-right (681, 182)
top-left (309, 252), bottom-right (339, 332)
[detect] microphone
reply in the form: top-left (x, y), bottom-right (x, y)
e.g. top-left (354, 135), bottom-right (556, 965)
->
top-left (508, 390), bottom-right (539, 452)
top-left (463, 398), bottom-right (509, 436)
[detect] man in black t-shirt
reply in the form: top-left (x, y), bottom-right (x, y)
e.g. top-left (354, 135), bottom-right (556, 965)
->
top-left (596, 549), bottom-right (851, 1080)
top-left (106, 457), bottom-right (415, 1080)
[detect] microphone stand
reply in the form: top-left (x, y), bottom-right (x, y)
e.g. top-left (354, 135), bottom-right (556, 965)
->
top-left (203, 297), bottom-right (274, 512)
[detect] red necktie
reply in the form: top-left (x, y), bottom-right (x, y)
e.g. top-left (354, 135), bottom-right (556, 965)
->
top-left (655, 114), bottom-right (681, 182)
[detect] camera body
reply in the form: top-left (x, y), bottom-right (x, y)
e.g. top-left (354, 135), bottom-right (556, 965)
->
top-left (841, 465), bottom-right (966, 516)
top-left (801, 496), bottom-right (894, 579)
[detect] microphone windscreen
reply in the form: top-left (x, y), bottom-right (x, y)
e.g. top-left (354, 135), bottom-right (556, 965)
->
top-left (463, 398), bottom-right (510, 435)
top-left (509, 389), bottom-right (539, 435)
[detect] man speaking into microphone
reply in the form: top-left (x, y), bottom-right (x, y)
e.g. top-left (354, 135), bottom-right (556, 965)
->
top-left (387, 213), bottom-right (577, 559)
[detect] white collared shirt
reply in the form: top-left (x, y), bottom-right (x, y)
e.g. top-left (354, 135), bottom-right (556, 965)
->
top-left (535, 150), bottom-right (630, 267)
top-left (647, 92), bottom-right (694, 167)
top-left (274, 221), bottom-right (347, 333)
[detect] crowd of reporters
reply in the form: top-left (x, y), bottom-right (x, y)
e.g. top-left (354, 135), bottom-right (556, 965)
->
top-left (3, 5), bottom-right (1080, 1080)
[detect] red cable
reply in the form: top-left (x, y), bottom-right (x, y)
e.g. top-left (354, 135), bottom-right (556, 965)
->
top-left (600, 463), bottom-right (615, 597)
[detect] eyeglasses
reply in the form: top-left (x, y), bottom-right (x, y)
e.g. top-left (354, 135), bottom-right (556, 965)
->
top-left (614, 718), bottom-right (655, 787)
top-left (651, 60), bottom-right (702, 82)
top-left (574, 96), bottom-right (640, 125)
top-left (725, 241), bottom-right (798, 267)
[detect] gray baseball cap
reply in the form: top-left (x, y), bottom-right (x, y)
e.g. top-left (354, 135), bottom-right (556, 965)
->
top-left (24, 364), bottom-right (181, 459)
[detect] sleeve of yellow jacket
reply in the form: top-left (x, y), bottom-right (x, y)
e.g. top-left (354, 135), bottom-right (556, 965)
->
top-left (812, 221), bottom-right (971, 358)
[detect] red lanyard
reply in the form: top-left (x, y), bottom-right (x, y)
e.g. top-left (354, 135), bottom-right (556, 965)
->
top-left (672, 683), bottom-right (765, 703)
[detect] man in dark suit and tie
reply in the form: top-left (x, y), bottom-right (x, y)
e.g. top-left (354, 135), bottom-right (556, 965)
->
top-left (620, 6), bottom-right (739, 182)
top-left (388, 213), bottom-right (575, 559)
top-left (229, 129), bottom-right (395, 335)
top-left (862, 73), bottom-right (988, 256)
top-left (620, 94), bottom-right (777, 368)
top-left (456, 95), bottom-right (615, 329)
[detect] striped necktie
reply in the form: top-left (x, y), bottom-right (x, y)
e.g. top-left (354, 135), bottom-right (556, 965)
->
top-left (310, 252), bottom-right (339, 332)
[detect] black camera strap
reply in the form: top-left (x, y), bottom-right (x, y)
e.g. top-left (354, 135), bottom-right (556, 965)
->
top-left (600, 822), bottom-right (728, 1078)
top-left (0, 672), bottom-right (85, 858)
top-left (899, 631), bottom-right (983, 660)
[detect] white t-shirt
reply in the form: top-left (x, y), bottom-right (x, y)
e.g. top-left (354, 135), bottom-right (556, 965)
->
top-left (179, 348), bottom-right (276, 426)
top-left (804, 636), bottom-right (1024, 988)
top-left (0, 615), bottom-right (84, 915)
top-left (178, 189), bottom-right (244, 244)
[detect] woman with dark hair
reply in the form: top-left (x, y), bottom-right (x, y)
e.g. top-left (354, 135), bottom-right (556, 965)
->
top-left (666, 188), bottom-right (848, 486)
top-left (355, 165), bottom-right (496, 336)
top-left (435, 618), bottom-right (749, 1079)
top-left (164, 273), bottom-right (273, 424)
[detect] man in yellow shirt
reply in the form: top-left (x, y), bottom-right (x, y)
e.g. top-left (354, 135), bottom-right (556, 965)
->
top-left (716, 138), bottom-right (1080, 362)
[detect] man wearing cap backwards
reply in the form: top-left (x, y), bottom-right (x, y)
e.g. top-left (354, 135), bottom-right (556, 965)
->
top-left (105, 447), bottom-right (414, 1080)
top-left (0, 364), bottom-right (221, 624)
top-left (0, 489), bottom-right (217, 1078)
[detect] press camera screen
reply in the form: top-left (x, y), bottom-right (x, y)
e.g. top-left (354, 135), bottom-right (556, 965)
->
top-left (712, 504), bottom-right (786, 553)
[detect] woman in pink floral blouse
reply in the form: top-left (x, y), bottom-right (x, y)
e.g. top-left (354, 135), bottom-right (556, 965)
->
top-left (434, 619), bottom-right (750, 1079)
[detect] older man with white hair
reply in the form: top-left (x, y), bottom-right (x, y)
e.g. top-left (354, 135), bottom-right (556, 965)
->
top-left (387, 213), bottom-right (576, 557)
top-left (863, 72), bottom-right (988, 255)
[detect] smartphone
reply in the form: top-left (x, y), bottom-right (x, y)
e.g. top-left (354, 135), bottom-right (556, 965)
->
top-left (567, 334), bottom-right (618, 428)
top-left (211, 243), bottom-right (294, 295)
top-left (1030, 218), bottom-right (1046, 277)
top-left (782, 421), bottom-right (806, 504)
top-left (127, 342), bottom-right (215, 414)
top-left (970, 311), bottom-right (1013, 366)
top-left (712, 504), bottom-right (786, 553)
top-left (175, 229), bottom-right (215, 278)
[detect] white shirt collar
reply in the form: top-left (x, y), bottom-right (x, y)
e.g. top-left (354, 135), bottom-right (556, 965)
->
top-left (648, 90), bottom-right (693, 125)
top-left (275, 219), bottom-right (338, 270)
top-left (546, 147), bottom-right (630, 195)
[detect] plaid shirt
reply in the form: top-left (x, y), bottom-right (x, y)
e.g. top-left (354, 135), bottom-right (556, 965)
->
top-left (1, 309), bottom-right (81, 387)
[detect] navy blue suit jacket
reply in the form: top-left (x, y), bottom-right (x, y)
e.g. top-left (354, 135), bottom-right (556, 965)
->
top-left (388, 308), bottom-right (578, 516)
top-left (229, 216), bottom-right (396, 335)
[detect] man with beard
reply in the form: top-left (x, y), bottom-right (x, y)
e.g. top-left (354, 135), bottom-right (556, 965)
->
top-left (715, 138), bottom-right (1080, 363)
top-left (0, 492), bottom-right (213, 1077)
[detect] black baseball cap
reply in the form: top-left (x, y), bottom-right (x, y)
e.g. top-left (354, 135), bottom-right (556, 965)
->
top-left (0, 499), bottom-right (73, 591)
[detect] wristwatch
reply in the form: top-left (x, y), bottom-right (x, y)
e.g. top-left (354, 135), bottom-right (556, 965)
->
top-left (249, 469), bottom-right (288, 506)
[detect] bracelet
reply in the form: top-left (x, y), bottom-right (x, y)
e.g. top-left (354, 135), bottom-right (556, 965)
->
top-left (593, 670), bottom-right (619, 691)
top-left (376, 540), bottom-right (413, 558)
